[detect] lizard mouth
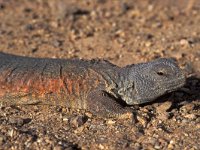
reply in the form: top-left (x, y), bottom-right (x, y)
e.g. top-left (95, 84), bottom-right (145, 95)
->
top-left (150, 75), bottom-right (185, 93)
top-left (130, 79), bottom-right (185, 105)
top-left (123, 74), bottom-right (186, 105)
top-left (164, 76), bottom-right (186, 92)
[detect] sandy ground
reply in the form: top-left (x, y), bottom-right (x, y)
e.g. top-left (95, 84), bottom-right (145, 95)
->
top-left (0, 0), bottom-right (199, 149)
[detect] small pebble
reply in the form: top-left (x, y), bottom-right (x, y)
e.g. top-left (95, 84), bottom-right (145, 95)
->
top-left (85, 112), bottom-right (93, 118)
top-left (115, 30), bottom-right (125, 37)
top-left (156, 101), bottom-right (172, 120)
top-left (62, 117), bottom-right (69, 122)
top-left (31, 47), bottom-right (38, 53)
top-left (53, 145), bottom-right (62, 150)
top-left (74, 126), bottom-right (84, 134)
top-left (134, 143), bottom-right (142, 150)
top-left (0, 3), bottom-right (5, 10)
top-left (99, 144), bottom-right (104, 149)
top-left (184, 133), bottom-right (189, 137)
top-left (106, 119), bottom-right (116, 125)
top-left (24, 24), bottom-right (34, 31)
top-left (168, 143), bottom-right (174, 149)
top-left (180, 39), bottom-right (190, 46)
top-left (9, 117), bottom-right (25, 127)
top-left (52, 40), bottom-right (63, 47)
top-left (181, 119), bottom-right (188, 123)
top-left (129, 10), bottom-right (140, 18)
top-left (70, 115), bottom-right (88, 128)
top-left (137, 116), bottom-right (148, 127)
top-left (184, 114), bottom-right (196, 120)
top-left (156, 101), bottom-right (172, 112)
top-left (145, 41), bottom-right (152, 47)
top-left (152, 22), bottom-right (162, 28)
top-left (145, 33), bottom-right (154, 40)
top-left (121, 2), bottom-right (130, 14)
top-left (8, 129), bottom-right (15, 137)
top-left (180, 103), bottom-right (194, 113)
top-left (0, 136), bottom-right (4, 145)
top-left (149, 137), bottom-right (157, 145)
top-left (154, 143), bottom-right (161, 149)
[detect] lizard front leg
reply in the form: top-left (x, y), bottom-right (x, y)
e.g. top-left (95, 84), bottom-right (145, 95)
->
top-left (87, 90), bottom-right (133, 119)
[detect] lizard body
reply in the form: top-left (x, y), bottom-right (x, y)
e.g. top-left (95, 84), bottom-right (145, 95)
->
top-left (0, 52), bottom-right (186, 117)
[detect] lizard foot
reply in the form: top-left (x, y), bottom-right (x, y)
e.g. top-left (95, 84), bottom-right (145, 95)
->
top-left (87, 90), bottom-right (133, 119)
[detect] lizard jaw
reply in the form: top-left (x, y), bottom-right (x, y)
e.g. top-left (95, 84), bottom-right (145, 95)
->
top-left (164, 75), bottom-right (186, 93)
top-left (123, 77), bottom-right (186, 105)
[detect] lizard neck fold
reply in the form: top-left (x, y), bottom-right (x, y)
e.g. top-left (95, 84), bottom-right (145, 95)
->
top-left (99, 65), bottom-right (135, 101)
top-left (114, 65), bottom-right (137, 104)
top-left (91, 64), bottom-right (121, 98)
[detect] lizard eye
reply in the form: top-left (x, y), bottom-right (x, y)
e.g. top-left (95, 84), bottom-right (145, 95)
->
top-left (157, 71), bottom-right (164, 76)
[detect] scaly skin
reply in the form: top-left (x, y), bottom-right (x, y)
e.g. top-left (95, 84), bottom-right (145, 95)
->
top-left (0, 52), bottom-right (186, 118)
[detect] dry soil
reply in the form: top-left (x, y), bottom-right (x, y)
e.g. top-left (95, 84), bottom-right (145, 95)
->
top-left (0, 0), bottom-right (199, 149)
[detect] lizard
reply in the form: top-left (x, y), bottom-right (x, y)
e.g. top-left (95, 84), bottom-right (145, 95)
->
top-left (0, 52), bottom-right (186, 118)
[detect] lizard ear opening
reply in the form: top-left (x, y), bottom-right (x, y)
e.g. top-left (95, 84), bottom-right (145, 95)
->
top-left (118, 88), bottom-right (125, 95)
top-left (118, 82), bottom-right (134, 95)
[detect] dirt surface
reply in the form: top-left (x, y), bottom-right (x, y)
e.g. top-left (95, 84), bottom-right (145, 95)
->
top-left (0, 0), bottom-right (199, 149)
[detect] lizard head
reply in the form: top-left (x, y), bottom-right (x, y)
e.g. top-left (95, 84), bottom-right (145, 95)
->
top-left (117, 58), bottom-right (186, 105)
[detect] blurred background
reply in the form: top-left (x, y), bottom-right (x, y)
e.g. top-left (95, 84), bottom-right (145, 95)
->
top-left (0, 0), bottom-right (199, 69)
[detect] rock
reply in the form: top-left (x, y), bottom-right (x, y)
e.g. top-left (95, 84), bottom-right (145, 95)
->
top-left (145, 41), bottom-right (152, 47)
top-left (154, 142), bottom-right (161, 149)
top-left (145, 33), bottom-right (154, 40)
top-left (134, 143), bottom-right (142, 150)
top-left (24, 24), bottom-right (35, 31)
top-left (53, 145), bottom-right (62, 150)
top-left (9, 117), bottom-right (24, 127)
top-left (52, 40), bottom-right (63, 47)
top-left (98, 144), bottom-right (105, 149)
top-left (156, 101), bottom-right (172, 112)
top-left (181, 119), bottom-right (189, 123)
top-left (167, 140), bottom-right (174, 149)
top-left (156, 101), bottom-right (172, 120)
top-left (149, 137), bottom-right (157, 145)
top-left (183, 114), bottom-right (196, 120)
top-left (148, 5), bottom-right (154, 12)
top-left (0, 3), bottom-right (5, 10)
top-left (106, 119), bottom-right (116, 125)
top-left (115, 30), bottom-right (125, 37)
top-left (180, 39), bottom-right (190, 46)
top-left (8, 129), bottom-right (16, 137)
top-left (8, 117), bottom-right (31, 127)
top-left (137, 115), bottom-right (148, 127)
top-left (74, 126), bottom-right (84, 134)
top-left (129, 9), bottom-right (141, 18)
top-left (62, 116), bottom-right (69, 122)
top-left (180, 103), bottom-right (195, 113)
top-left (121, 2), bottom-right (131, 14)
top-left (85, 112), bottom-right (93, 118)
top-left (70, 115), bottom-right (88, 128)
top-left (0, 135), bottom-right (5, 145)
top-left (152, 22), bottom-right (162, 28)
